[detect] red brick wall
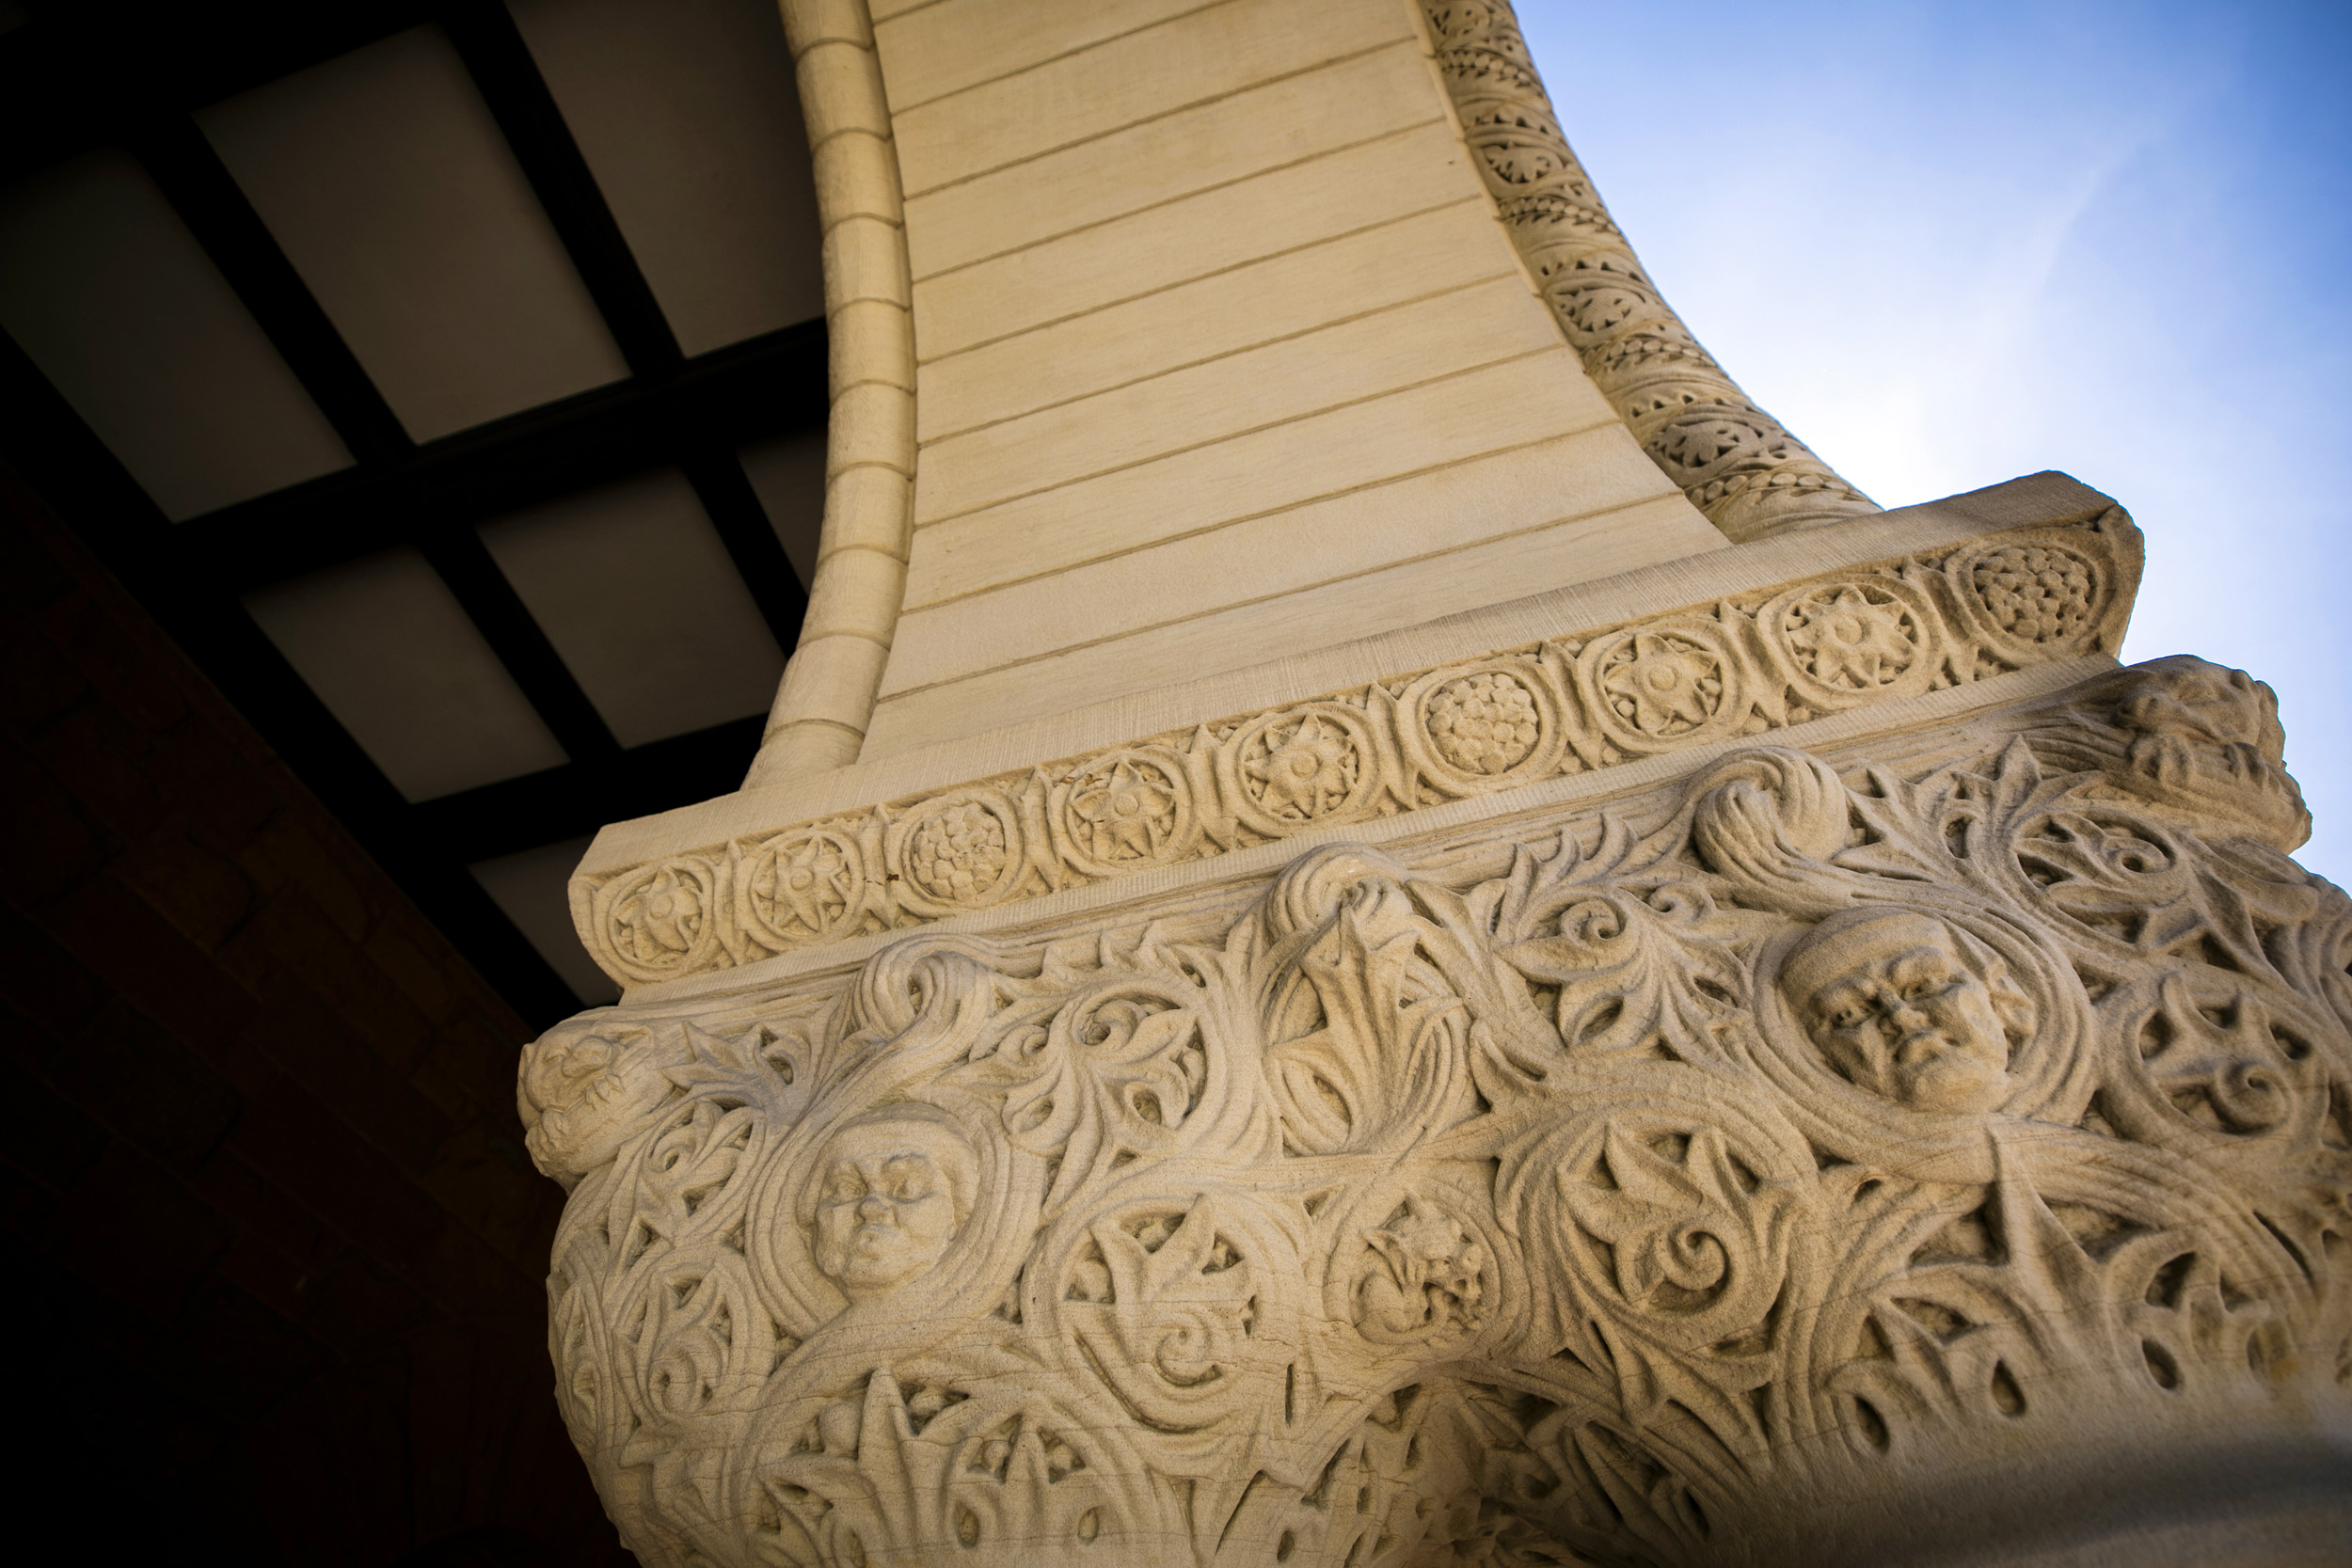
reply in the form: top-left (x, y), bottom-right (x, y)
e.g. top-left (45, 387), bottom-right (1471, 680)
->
top-left (0, 466), bottom-right (624, 1564)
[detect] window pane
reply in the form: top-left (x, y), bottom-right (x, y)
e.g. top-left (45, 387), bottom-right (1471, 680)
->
top-left (481, 469), bottom-right (785, 748)
top-left (0, 150), bottom-right (351, 519)
top-left (199, 25), bottom-right (629, 441)
top-left (470, 835), bottom-right (620, 1005)
top-left (246, 547), bottom-right (569, 800)
top-left (738, 426), bottom-right (826, 588)
top-left (513, 0), bottom-right (823, 355)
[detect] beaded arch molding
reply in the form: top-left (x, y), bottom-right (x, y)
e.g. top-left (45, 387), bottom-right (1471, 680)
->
top-left (1422, 0), bottom-right (1880, 542)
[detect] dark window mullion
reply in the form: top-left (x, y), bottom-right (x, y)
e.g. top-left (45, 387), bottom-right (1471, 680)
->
top-left (186, 321), bottom-right (829, 587)
top-left (132, 113), bottom-right (414, 467)
top-left (415, 524), bottom-right (620, 762)
top-left (437, 0), bottom-right (681, 377)
top-left (0, 330), bottom-right (580, 1024)
top-left (407, 715), bottom-right (764, 863)
top-left (679, 449), bottom-right (810, 656)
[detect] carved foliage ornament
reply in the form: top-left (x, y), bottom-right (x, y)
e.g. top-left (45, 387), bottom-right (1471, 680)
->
top-left (573, 516), bottom-right (2134, 988)
top-left (523, 656), bottom-right (2347, 1567)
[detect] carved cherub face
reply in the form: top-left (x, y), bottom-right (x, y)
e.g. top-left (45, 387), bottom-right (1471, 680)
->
top-left (811, 1115), bottom-right (977, 1303)
top-left (1782, 911), bottom-right (2028, 1113)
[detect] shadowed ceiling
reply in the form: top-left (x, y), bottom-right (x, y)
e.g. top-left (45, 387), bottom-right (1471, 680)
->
top-left (0, 0), bottom-right (830, 1025)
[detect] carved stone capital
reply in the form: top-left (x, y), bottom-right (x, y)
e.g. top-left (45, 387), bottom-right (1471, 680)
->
top-left (522, 657), bottom-right (2351, 1566)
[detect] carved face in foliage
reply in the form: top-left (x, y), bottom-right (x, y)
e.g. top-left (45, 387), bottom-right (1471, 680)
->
top-left (1782, 911), bottom-right (2030, 1113)
top-left (810, 1110), bottom-right (977, 1303)
top-left (517, 1022), bottom-right (679, 1180)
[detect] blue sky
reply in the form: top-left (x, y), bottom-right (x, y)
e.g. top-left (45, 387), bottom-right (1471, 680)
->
top-left (1517, 0), bottom-right (2352, 884)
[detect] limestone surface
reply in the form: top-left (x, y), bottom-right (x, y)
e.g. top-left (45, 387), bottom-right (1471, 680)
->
top-left (523, 650), bottom-right (2351, 1565)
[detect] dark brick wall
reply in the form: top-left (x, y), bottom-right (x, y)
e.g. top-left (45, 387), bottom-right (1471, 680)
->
top-left (0, 466), bottom-right (624, 1565)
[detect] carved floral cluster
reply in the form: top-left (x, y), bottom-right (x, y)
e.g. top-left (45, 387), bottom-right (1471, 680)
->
top-left (907, 801), bottom-right (1008, 902)
top-left (574, 520), bottom-right (2131, 986)
top-left (1426, 672), bottom-right (1541, 774)
top-left (527, 654), bottom-right (2344, 1568)
top-left (1971, 544), bottom-right (2095, 645)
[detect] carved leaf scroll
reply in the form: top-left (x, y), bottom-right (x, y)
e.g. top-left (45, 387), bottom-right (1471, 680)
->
top-left (523, 655), bottom-right (2348, 1568)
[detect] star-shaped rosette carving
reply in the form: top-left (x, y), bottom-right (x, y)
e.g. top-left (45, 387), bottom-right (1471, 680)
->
top-left (1245, 714), bottom-right (1353, 821)
top-left (1602, 633), bottom-right (1719, 735)
top-left (1760, 577), bottom-right (1940, 710)
top-left (1577, 620), bottom-right (1744, 754)
top-left (738, 826), bottom-right (866, 949)
top-left (1225, 703), bottom-right (1380, 837)
top-left (1784, 586), bottom-right (1915, 689)
top-left (1052, 748), bottom-right (1195, 876)
top-left (1071, 757), bottom-right (1174, 861)
top-left (618, 866), bottom-right (701, 956)
top-left (591, 856), bottom-right (723, 982)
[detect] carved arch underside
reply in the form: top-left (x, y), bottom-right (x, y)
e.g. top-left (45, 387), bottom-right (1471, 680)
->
top-left (525, 657), bottom-right (2352, 1567)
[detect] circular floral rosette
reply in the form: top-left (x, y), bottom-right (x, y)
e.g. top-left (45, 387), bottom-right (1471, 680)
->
top-left (1219, 702), bottom-right (1382, 838)
top-left (734, 825), bottom-right (868, 952)
top-left (1048, 747), bottom-right (1197, 880)
top-left (1943, 533), bottom-right (2110, 665)
top-left (1397, 657), bottom-right (1568, 797)
top-left (586, 855), bottom-right (724, 985)
top-left (1574, 616), bottom-right (1750, 756)
top-left (884, 788), bottom-right (1026, 918)
top-left (1321, 1164), bottom-right (1521, 1370)
top-left (1757, 575), bottom-right (1943, 713)
top-left (1741, 907), bottom-right (2098, 1181)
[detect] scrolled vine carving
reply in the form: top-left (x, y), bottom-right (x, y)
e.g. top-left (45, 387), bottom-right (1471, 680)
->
top-left (526, 655), bottom-right (2350, 1565)
top-left (569, 515), bottom-right (2137, 990)
top-left (1420, 0), bottom-right (1879, 543)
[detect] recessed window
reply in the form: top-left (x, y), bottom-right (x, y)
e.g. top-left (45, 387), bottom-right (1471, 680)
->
top-left (470, 835), bottom-right (620, 1005)
top-left (514, 0), bottom-right (824, 356)
top-left (739, 426), bottom-right (828, 588)
top-left (481, 469), bottom-right (785, 747)
top-left (199, 25), bottom-right (630, 441)
top-left (0, 150), bottom-right (351, 519)
top-left (246, 547), bottom-right (569, 800)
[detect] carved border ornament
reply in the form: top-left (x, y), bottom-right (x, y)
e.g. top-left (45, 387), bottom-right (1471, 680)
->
top-left (1422, 0), bottom-right (1881, 543)
top-left (572, 513), bottom-right (2137, 989)
top-left (523, 653), bottom-right (2345, 1566)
